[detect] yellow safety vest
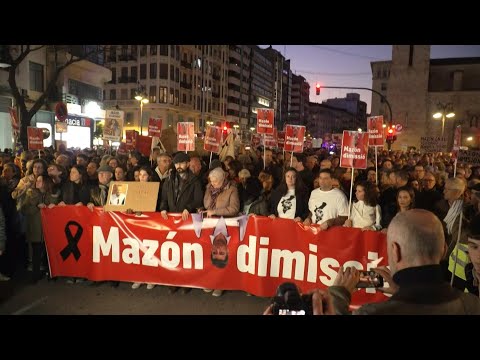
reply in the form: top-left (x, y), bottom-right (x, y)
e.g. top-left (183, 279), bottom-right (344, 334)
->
top-left (448, 243), bottom-right (469, 281)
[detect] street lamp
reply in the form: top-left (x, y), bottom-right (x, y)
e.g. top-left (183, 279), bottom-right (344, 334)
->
top-left (433, 102), bottom-right (455, 137)
top-left (134, 82), bottom-right (149, 135)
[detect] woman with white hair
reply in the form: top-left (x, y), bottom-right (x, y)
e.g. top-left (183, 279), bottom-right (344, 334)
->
top-left (200, 167), bottom-right (240, 297)
top-left (202, 167), bottom-right (240, 218)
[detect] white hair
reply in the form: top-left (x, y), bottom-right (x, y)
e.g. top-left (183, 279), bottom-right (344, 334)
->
top-left (208, 167), bottom-right (226, 182)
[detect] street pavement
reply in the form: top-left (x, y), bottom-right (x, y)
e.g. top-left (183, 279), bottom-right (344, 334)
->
top-left (0, 274), bottom-right (271, 315)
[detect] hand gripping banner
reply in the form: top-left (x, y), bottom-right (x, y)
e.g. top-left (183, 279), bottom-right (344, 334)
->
top-left (41, 207), bottom-right (389, 307)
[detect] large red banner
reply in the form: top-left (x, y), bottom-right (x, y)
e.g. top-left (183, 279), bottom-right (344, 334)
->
top-left (340, 130), bottom-right (369, 169)
top-left (204, 126), bottom-right (222, 153)
top-left (367, 115), bottom-right (384, 147)
top-left (27, 127), bottom-right (44, 150)
top-left (177, 122), bottom-right (195, 152)
top-left (148, 118), bottom-right (162, 137)
top-left (256, 108), bottom-right (274, 134)
top-left (284, 125), bottom-right (305, 153)
top-left (41, 207), bottom-right (389, 307)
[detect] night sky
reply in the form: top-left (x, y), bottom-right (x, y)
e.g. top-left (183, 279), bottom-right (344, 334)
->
top-left (260, 45), bottom-right (480, 113)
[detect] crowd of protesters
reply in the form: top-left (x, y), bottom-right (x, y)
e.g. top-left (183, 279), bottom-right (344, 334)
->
top-left (0, 138), bottom-right (479, 305)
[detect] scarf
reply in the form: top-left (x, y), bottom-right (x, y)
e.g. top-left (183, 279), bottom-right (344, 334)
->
top-left (444, 199), bottom-right (463, 235)
top-left (208, 180), bottom-right (229, 210)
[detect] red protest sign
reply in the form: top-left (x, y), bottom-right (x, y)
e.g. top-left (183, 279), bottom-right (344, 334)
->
top-left (284, 125), bottom-right (305, 153)
top-left (204, 126), bottom-right (222, 153)
top-left (340, 130), bottom-right (369, 169)
top-left (263, 128), bottom-right (278, 148)
top-left (55, 102), bottom-right (68, 122)
top-left (136, 135), bottom-right (153, 157)
top-left (148, 118), bottom-right (162, 137)
top-left (256, 108), bottom-right (274, 134)
top-left (125, 130), bottom-right (138, 150)
top-left (177, 122), bottom-right (195, 152)
top-left (117, 142), bottom-right (128, 156)
top-left (367, 115), bottom-right (384, 146)
top-left (27, 127), bottom-right (44, 150)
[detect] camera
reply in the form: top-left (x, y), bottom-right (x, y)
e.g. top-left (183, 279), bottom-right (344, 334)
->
top-left (357, 270), bottom-right (384, 288)
top-left (271, 282), bottom-right (313, 315)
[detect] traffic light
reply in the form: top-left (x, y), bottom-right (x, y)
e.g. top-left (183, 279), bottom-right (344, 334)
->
top-left (315, 83), bottom-right (321, 96)
top-left (386, 127), bottom-right (397, 142)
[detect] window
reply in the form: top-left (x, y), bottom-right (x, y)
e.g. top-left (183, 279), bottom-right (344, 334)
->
top-left (131, 66), bottom-right (137, 81)
top-left (121, 89), bottom-right (128, 100)
top-left (169, 88), bottom-right (174, 104)
top-left (111, 68), bottom-right (116, 82)
top-left (160, 45), bottom-right (168, 56)
top-left (175, 89), bottom-right (179, 106)
top-left (121, 67), bottom-right (128, 77)
top-left (182, 93), bottom-right (186, 104)
top-left (170, 45), bottom-right (175, 58)
top-left (175, 67), bottom-right (179, 82)
top-left (131, 45), bottom-right (137, 57)
top-left (381, 83), bottom-right (387, 91)
top-left (176, 46), bottom-right (180, 61)
top-left (150, 45), bottom-right (157, 55)
top-left (130, 89), bottom-right (136, 99)
top-left (170, 65), bottom-right (174, 81)
top-left (140, 45), bottom-right (147, 56)
top-left (159, 87), bottom-right (167, 103)
top-left (160, 64), bottom-right (168, 79)
top-left (149, 86), bottom-right (157, 103)
top-left (110, 89), bottom-right (116, 100)
top-left (150, 63), bottom-right (157, 79)
top-left (29, 61), bottom-right (44, 92)
top-left (140, 64), bottom-right (147, 79)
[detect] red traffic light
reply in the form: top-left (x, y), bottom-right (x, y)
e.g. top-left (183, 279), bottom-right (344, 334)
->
top-left (388, 128), bottom-right (394, 134)
top-left (315, 83), bottom-right (321, 96)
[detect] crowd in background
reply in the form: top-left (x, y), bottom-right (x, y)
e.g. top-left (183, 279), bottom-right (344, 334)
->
top-left (0, 140), bottom-right (478, 301)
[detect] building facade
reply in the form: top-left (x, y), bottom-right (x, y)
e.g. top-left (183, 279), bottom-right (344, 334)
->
top-left (0, 45), bottom-right (111, 150)
top-left (307, 102), bottom-right (359, 139)
top-left (289, 74), bottom-right (310, 126)
top-left (371, 45), bottom-right (480, 150)
top-left (103, 45), bottom-right (229, 135)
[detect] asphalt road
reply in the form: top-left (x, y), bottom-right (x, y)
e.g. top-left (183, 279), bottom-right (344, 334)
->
top-left (0, 274), bottom-right (271, 315)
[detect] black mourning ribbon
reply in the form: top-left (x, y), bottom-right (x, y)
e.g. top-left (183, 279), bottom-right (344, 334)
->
top-left (60, 221), bottom-right (83, 261)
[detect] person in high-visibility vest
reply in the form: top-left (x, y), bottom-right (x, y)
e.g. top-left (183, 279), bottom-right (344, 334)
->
top-left (465, 214), bottom-right (480, 297)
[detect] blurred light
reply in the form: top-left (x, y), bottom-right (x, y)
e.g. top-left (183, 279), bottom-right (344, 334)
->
top-left (358, 128), bottom-right (362, 132)
top-left (382, 124), bottom-right (387, 128)
top-left (467, 136), bottom-right (473, 141)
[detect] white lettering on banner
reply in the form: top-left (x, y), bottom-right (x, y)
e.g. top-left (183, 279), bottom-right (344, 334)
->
top-left (237, 235), bottom-right (381, 288)
top-left (92, 226), bottom-right (383, 289)
top-left (342, 153), bottom-right (366, 159)
top-left (205, 137), bottom-right (219, 146)
top-left (92, 226), bottom-right (204, 269)
top-left (285, 136), bottom-right (302, 146)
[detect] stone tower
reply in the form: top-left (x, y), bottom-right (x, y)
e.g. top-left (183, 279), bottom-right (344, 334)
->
top-left (388, 45), bottom-right (431, 149)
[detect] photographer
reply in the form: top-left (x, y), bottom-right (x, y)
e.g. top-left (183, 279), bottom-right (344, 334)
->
top-left (263, 283), bottom-right (335, 315)
top-left (329, 209), bottom-right (480, 315)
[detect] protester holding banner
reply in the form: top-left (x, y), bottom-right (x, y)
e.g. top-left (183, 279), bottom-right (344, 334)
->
top-left (304, 169), bottom-right (349, 230)
top-left (20, 174), bottom-right (60, 282)
top-left (201, 168), bottom-right (240, 297)
top-left (344, 181), bottom-right (381, 231)
top-left (58, 164), bottom-right (90, 207)
top-left (329, 209), bottom-right (480, 315)
top-left (132, 166), bottom-right (159, 291)
top-left (268, 168), bottom-right (309, 222)
top-left (87, 165), bottom-right (114, 209)
top-left (159, 152), bottom-right (203, 222)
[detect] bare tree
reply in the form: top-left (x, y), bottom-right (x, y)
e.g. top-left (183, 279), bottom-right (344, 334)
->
top-left (2, 45), bottom-right (104, 149)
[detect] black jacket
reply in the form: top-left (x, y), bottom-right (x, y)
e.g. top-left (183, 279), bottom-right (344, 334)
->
top-left (269, 188), bottom-right (309, 220)
top-left (159, 170), bottom-right (203, 213)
